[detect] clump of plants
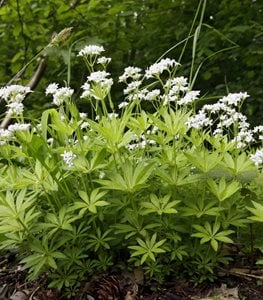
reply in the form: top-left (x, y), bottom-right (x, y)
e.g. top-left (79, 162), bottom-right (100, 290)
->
top-left (0, 44), bottom-right (262, 296)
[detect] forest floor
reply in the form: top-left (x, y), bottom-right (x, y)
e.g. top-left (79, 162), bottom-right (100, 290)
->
top-left (1, 252), bottom-right (263, 300)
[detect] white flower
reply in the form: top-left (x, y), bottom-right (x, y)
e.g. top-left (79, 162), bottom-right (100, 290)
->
top-left (162, 94), bottom-right (178, 105)
top-left (79, 112), bottom-right (87, 119)
top-left (119, 66), bottom-right (142, 82)
top-left (213, 127), bottom-right (224, 137)
top-left (80, 82), bottom-right (91, 98)
top-left (127, 88), bottom-right (148, 102)
top-left (253, 126), bottom-right (263, 133)
top-left (250, 149), bottom-right (263, 166)
top-left (0, 128), bottom-right (13, 138)
top-left (100, 78), bottom-right (113, 88)
top-left (123, 81), bottom-right (142, 95)
top-left (118, 101), bottom-right (129, 109)
top-left (126, 143), bottom-right (139, 151)
top-left (97, 56), bottom-right (111, 64)
top-left (178, 90), bottom-right (200, 105)
top-left (45, 83), bottom-right (59, 95)
top-left (0, 85), bottom-right (31, 103)
top-left (36, 124), bottom-right (42, 131)
top-left (221, 92), bottom-right (249, 106)
top-left (186, 111), bottom-right (213, 129)
top-left (202, 102), bottom-right (228, 113)
top-left (86, 71), bottom-right (113, 92)
top-left (53, 87), bottom-right (74, 106)
top-left (220, 114), bottom-right (234, 127)
top-left (8, 123), bottom-right (31, 132)
top-left (46, 83), bottom-right (74, 106)
top-left (88, 71), bottom-right (110, 83)
top-left (253, 126), bottom-right (263, 141)
top-left (151, 126), bottom-right (158, 134)
top-left (80, 121), bottom-right (89, 129)
top-left (61, 150), bottom-right (77, 167)
top-left (235, 129), bottom-right (254, 148)
top-left (145, 58), bottom-right (180, 78)
top-left (145, 89), bottom-right (161, 101)
top-left (77, 45), bottom-right (104, 57)
top-left (6, 102), bottom-right (24, 115)
top-left (165, 77), bottom-right (188, 91)
top-left (47, 137), bottom-right (54, 144)
top-left (108, 113), bottom-right (118, 119)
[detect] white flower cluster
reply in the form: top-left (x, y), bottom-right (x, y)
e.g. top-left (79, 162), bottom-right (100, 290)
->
top-left (221, 92), bottom-right (249, 107)
top-left (0, 122), bottom-right (31, 145)
top-left (118, 101), bottom-right (129, 109)
top-left (123, 80), bottom-right (142, 95)
top-left (202, 94), bottom-right (252, 144)
top-left (0, 128), bottom-right (13, 138)
top-left (119, 67), bottom-right (142, 82)
top-left (145, 89), bottom-right (161, 101)
top-left (78, 45), bottom-right (111, 71)
top-left (165, 77), bottom-right (188, 89)
top-left (127, 88), bottom-right (149, 102)
top-left (80, 71), bottom-right (113, 99)
top-left (0, 85), bottom-right (31, 103)
top-left (87, 71), bottom-right (111, 84)
top-left (60, 150), bottom-right (77, 167)
top-left (80, 82), bottom-right (91, 98)
top-left (78, 45), bottom-right (105, 57)
top-left (163, 76), bottom-right (199, 106)
top-left (235, 129), bottom-right (254, 148)
top-left (80, 121), bottom-right (89, 130)
top-left (0, 128), bottom-right (13, 145)
top-left (79, 112), bottom-right (88, 119)
top-left (119, 68), bottom-right (200, 107)
top-left (97, 56), bottom-right (111, 65)
top-left (0, 85), bottom-right (31, 116)
top-left (108, 113), bottom-right (119, 119)
top-left (6, 102), bottom-right (24, 115)
top-left (250, 149), bottom-right (263, 166)
top-left (177, 90), bottom-right (200, 106)
top-left (145, 58), bottom-right (180, 79)
top-left (46, 83), bottom-right (74, 106)
top-left (186, 92), bottom-right (262, 150)
top-left (253, 126), bottom-right (263, 141)
top-left (8, 123), bottom-right (31, 132)
top-left (186, 111), bottom-right (213, 130)
top-left (202, 102), bottom-right (228, 114)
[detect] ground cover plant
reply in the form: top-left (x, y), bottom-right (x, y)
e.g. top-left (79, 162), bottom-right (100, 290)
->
top-left (0, 42), bottom-right (263, 299)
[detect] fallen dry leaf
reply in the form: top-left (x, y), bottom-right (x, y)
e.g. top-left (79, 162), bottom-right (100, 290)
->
top-left (192, 283), bottom-right (239, 300)
top-left (10, 291), bottom-right (28, 300)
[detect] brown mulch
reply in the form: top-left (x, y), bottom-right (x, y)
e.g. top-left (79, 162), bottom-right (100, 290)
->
top-left (1, 253), bottom-right (263, 300)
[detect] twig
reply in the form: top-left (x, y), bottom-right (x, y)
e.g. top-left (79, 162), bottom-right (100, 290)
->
top-left (219, 267), bottom-right (263, 280)
top-left (29, 286), bottom-right (40, 300)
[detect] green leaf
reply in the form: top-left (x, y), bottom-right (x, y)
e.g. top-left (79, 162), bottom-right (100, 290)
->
top-left (140, 193), bottom-right (180, 215)
top-left (73, 188), bottom-right (109, 214)
top-left (129, 234), bottom-right (166, 264)
top-left (98, 160), bottom-right (154, 193)
top-left (207, 177), bottom-right (241, 201)
top-left (247, 201), bottom-right (263, 222)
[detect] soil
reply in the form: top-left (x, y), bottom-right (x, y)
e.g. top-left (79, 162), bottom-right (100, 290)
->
top-left (1, 252), bottom-right (263, 300)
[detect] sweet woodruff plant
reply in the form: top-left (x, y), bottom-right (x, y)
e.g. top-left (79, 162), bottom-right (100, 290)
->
top-left (0, 45), bottom-right (262, 294)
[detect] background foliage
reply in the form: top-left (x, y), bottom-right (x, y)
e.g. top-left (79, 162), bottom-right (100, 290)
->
top-left (0, 0), bottom-right (262, 122)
